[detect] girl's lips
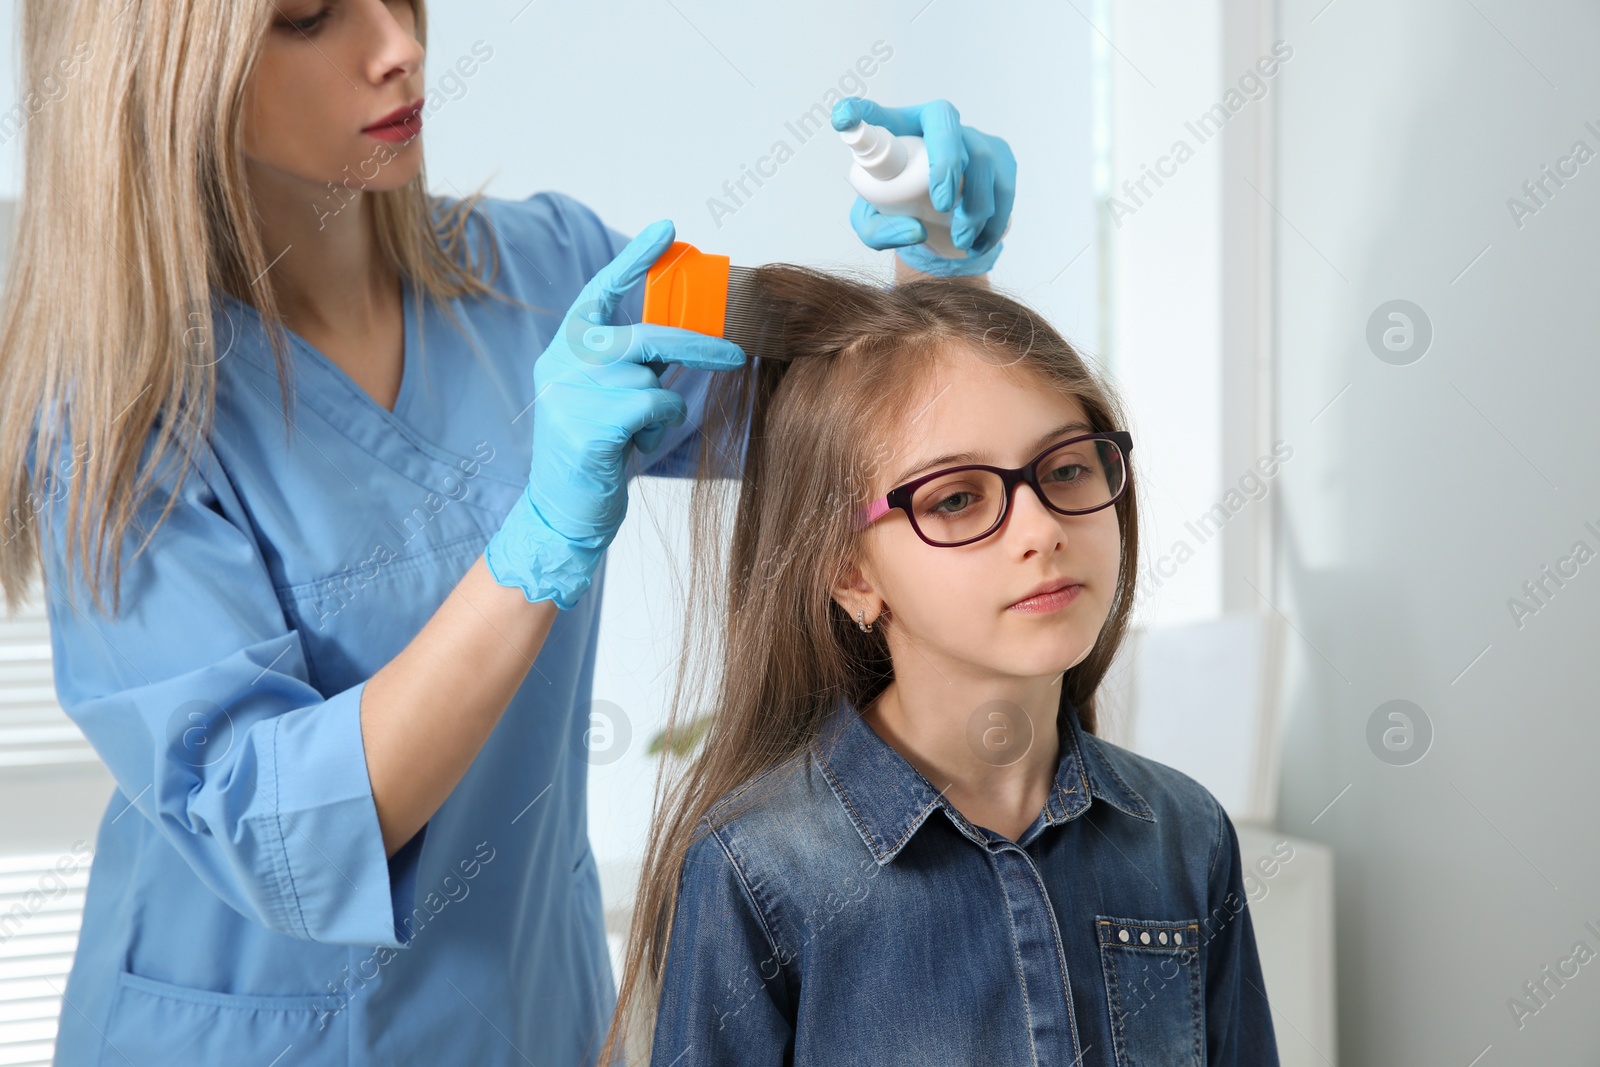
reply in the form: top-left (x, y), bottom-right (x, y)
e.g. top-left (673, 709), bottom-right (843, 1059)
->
top-left (1007, 583), bottom-right (1083, 614)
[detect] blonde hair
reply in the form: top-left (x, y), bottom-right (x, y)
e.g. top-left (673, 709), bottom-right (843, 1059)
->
top-left (0, 0), bottom-right (515, 618)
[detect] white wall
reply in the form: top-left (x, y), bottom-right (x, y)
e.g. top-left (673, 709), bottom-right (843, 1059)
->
top-left (1273, 1), bottom-right (1600, 1063)
top-left (1104, 0), bottom-right (1226, 628)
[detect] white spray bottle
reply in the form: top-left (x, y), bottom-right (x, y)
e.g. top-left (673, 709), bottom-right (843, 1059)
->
top-left (839, 119), bottom-right (972, 260)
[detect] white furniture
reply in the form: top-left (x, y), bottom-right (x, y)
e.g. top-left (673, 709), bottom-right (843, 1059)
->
top-left (1235, 825), bottom-right (1337, 1067)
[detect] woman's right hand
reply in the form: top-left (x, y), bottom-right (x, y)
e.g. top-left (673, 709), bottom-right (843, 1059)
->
top-left (485, 219), bottom-right (746, 609)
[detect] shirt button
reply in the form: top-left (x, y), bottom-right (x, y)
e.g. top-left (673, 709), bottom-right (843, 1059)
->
top-left (1139, 931), bottom-right (1151, 945)
top-left (1174, 932), bottom-right (1183, 945)
top-left (1158, 931), bottom-right (1168, 944)
top-left (1118, 928), bottom-right (1129, 943)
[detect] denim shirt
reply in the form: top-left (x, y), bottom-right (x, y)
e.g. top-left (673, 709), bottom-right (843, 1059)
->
top-left (650, 693), bottom-right (1280, 1067)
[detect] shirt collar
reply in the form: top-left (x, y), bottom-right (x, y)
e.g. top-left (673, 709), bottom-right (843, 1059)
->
top-left (815, 690), bottom-right (1156, 864)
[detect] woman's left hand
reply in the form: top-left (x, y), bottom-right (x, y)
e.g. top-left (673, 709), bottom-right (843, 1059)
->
top-left (831, 97), bottom-right (1015, 277)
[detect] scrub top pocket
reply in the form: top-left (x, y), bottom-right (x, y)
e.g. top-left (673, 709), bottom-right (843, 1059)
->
top-left (100, 968), bottom-right (348, 1067)
top-left (1095, 914), bottom-right (1203, 1067)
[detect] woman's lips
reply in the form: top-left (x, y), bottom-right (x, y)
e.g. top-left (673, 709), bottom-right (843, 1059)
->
top-left (363, 100), bottom-right (424, 141)
top-left (1007, 583), bottom-right (1083, 614)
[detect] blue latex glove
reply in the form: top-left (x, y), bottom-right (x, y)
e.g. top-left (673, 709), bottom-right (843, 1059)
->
top-left (832, 97), bottom-right (1015, 278)
top-left (486, 219), bottom-right (746, 608)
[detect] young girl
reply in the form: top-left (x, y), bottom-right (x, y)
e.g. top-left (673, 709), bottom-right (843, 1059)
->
top-left (598, 267), bottom-right (1280, 1067)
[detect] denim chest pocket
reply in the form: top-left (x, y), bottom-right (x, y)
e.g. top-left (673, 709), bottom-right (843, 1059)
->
top-left (1095, 914), bottom-right (1203, 1067)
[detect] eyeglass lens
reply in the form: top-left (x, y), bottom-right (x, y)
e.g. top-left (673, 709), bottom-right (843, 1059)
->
top-left (909, 438), bottom-right (1126, 546)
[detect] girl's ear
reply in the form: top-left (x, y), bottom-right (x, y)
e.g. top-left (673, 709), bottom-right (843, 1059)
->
top-left (829, 554), bottom-right (880, 618)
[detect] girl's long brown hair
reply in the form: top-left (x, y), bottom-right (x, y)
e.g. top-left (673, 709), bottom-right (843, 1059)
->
top-left (598, 264), bottom-right (1143, 1065)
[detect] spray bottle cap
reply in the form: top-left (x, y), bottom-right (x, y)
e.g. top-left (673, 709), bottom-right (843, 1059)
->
top-left (838, 120), bottom-right (909, 182)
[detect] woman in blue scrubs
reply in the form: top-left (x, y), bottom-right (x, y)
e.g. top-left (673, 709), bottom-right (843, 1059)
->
top-left (0, 2), bottom-right (1014, 1064)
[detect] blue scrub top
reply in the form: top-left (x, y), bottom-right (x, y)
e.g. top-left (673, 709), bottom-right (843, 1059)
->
top-left (38, 192), bottom-right (728, 1066)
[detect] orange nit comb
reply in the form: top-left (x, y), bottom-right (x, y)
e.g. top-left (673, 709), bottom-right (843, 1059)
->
top-left (641, 240), bottom-right (785, 364)
top-left (643, 241), bottom-right (731, 338)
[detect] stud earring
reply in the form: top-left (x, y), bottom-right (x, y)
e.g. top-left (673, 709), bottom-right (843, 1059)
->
top-left (856, 609), bottom-right (874, 633)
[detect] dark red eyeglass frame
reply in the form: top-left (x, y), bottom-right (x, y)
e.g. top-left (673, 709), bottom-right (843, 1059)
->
top-left (854, 430), bottom-right (1134, 547)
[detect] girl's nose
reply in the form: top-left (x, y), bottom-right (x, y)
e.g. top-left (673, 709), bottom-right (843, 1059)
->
top-left (1003, 482), bottom-right (1065, 547)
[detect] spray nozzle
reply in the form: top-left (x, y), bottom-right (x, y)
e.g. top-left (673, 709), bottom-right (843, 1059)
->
top-left (838, 120), bottom-right (909, 182)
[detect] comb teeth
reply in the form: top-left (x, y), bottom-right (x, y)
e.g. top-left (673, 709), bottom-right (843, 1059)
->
top-left (723, 265), bottom-right (788, 363)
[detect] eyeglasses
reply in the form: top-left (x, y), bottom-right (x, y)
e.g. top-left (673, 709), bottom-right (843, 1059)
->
top-left (855, 431), bottom-right (1133, 548)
